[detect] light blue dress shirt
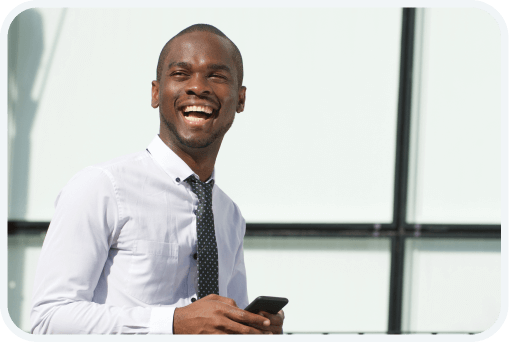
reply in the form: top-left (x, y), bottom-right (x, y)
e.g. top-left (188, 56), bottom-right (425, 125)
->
top-left (31, 135), bottom-right (249, 334)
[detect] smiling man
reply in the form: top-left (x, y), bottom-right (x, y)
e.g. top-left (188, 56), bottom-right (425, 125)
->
top-left (31, 24), bottom-right (284, 335)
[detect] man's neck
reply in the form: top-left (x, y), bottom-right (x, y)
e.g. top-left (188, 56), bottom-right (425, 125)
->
top-left (160, 136), bottom-right (220, 182)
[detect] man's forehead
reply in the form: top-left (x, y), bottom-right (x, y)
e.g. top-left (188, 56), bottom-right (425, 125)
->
top-left (165, 32), bottom-right (234, 66)
top-left (167, 32), bottom-right (233, 60)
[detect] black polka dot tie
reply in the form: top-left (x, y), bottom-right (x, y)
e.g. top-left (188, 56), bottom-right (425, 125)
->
top-left (185, 176), bottom-right (219, 299)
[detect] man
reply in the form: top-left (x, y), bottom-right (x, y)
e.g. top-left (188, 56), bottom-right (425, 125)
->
top-left (31, 24), bottom-right (284, 334)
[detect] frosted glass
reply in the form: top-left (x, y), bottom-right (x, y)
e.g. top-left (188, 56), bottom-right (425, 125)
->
top-left (8, 8), bottom-right (402, 223)
top-left (9, 234), bottom-right (392, 333)
top-left (244, 237), bottom-right (392, 333)
top-left (406, 8), bottom-right (501, 224)
top-left (401, 238), bottom-right (501, 333)
top-left (8, 234), bottom-right (46, 332)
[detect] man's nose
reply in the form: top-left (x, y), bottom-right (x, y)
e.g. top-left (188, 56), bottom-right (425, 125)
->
top-left (185, 75), bottom-right (212, 96)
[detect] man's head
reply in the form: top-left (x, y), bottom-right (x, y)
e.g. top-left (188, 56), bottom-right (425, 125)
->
top-left (156, 24), bottom-right (244, 87)
top-left (151, 24), bottom-right (246, 153)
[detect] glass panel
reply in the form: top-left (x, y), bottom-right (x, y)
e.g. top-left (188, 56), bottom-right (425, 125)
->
top-left (8, 233), bottom-right (46, 332)
top-left (401, 238), bottom-right (501, 333)
top-left (8, 8), bottom-right (402, 223)
top-left (406, 8), bottom-right (501, 224)
top-left (244, 237), bottom-right (392, 333)
top-left (9, 234), bottom-right (392, 333)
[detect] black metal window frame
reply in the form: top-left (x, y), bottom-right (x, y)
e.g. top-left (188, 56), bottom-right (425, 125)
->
top-left (247, 8), bottom-right (501, 335)
top-left (7, 8), bottom-right (501, 334)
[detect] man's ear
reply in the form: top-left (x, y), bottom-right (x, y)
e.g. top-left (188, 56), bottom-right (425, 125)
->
top-left (236, 86), bottom-right (246, 113)
top-left (151, 80), bottom-right (160, 108)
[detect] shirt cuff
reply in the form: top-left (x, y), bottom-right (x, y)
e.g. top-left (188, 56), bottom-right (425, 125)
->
top-left (149, 306), bottom-right (176, 334)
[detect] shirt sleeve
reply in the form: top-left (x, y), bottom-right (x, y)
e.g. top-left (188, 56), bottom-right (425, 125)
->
top-left (227, 216), bottom-right (249, 310)
top-left (30, 166), bottom-right (175, 334)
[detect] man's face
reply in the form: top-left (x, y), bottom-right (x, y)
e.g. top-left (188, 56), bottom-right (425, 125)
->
top-left (151, 31), bottom-right (246, 151)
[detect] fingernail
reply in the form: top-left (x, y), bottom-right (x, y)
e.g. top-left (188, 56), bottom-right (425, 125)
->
top-left (259, 313), bottom-right (265, 317)
top-left (264, 320), bottom-right (270, 326)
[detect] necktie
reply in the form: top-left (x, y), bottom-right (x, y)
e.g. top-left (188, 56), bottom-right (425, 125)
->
top-left (185, 176), bottom-right (219, 299)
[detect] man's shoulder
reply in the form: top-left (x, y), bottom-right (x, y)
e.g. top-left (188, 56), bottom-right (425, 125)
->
top-left (92, 150), bottom-right (150, 172)
top-left (63, 150), bottom-right (153, 191)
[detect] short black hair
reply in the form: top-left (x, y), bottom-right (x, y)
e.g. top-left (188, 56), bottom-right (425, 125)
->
top-left (156, 24), bottom-right (244, 87)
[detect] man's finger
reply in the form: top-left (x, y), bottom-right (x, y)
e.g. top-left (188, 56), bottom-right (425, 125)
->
top-left (222, 320), bottom-right (271, 335)
top-left (224, 307), bottom-right (271, 327)
top-left (258, 310), bottom-right (284, 326)
top-left (200, 294), bottom-right (238, 307)
top-left (249, 323), bottom-right (279, 334)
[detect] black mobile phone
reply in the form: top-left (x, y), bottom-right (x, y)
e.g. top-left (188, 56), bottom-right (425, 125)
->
top-left (244, 296), bottom-right (288, 314)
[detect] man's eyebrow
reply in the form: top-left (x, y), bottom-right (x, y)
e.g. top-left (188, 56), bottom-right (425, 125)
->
top-left (167, 61), bottom-right (191, 70)
top-left (166, 62), bottom-right (231, 74)
top-left (208, 64), bottom-right (231, 73)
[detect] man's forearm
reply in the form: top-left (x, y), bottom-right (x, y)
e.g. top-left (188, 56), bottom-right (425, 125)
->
top-left (32, 301), bottom-right (176, 334)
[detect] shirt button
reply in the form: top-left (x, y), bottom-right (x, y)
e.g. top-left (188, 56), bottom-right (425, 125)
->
top-left (176, 177), bottom-right (180, 183)
top-left (191, 297), bottom-right (196, 303)
top-left (193, 253), bottom-right (197, 260)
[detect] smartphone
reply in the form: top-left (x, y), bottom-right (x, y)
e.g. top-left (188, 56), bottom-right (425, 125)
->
top-left (244, 296), bottom-right (288, 315)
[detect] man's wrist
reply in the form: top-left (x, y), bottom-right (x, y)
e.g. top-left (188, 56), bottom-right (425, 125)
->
top-left (173, 307), bottom-right (180, 334)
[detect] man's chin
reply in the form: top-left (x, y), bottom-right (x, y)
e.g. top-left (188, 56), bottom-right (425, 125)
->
top-left (177, 136), bottom-right (214, 149)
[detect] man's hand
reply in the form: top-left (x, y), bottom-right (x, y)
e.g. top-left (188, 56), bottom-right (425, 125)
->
top-left (173, 294), bottom-right (272, 334)
top-left (250, 310), bottom-right (285, 334)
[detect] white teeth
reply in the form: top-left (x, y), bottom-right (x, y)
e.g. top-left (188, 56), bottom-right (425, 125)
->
top-left (183, 105), bottom-right (213, 114)
top-left (185, 116), bottom-right (206, 122)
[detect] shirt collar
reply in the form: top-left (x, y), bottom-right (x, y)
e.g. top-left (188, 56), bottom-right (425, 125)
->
top-left (146, 135), bottom-right (215, 185)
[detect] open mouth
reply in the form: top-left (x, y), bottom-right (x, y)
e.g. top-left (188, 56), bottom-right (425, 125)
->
top-left (181, 105), bottom-right (216, 123)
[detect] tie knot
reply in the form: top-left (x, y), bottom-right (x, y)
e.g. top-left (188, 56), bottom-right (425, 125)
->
top-left (185, 176), bottom-right (214, 201)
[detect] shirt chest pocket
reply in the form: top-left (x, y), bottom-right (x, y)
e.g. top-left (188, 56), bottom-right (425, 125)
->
top-left (127, 240), bottom-right (179, 305)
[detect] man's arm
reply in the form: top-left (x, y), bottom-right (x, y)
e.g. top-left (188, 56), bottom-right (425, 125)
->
top-left (30, 167), bottom-right (174, 334)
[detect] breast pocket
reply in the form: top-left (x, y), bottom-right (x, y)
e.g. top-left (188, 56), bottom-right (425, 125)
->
top-left (127, 240), bottom-right (179, 304)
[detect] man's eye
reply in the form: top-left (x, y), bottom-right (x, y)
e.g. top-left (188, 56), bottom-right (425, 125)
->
top-left (210, 74), bottom-right (227, 80)
top-left (171, 71), bottom-right (187, 76)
